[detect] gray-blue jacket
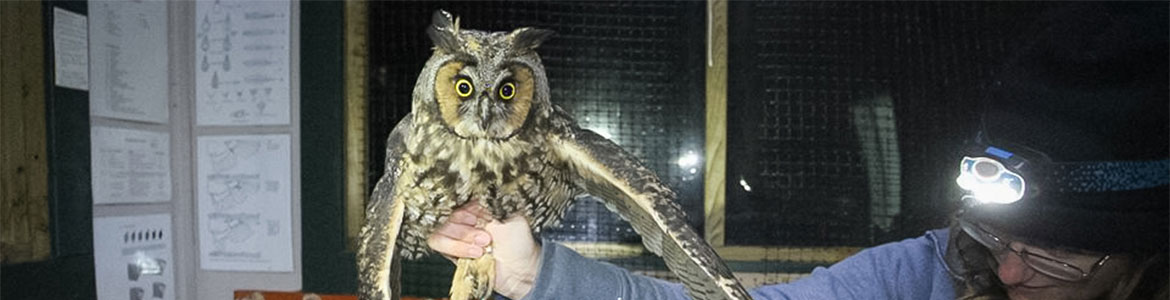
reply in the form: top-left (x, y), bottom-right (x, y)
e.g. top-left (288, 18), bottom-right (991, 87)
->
top-left (516, 229), bottom-right (955, 300)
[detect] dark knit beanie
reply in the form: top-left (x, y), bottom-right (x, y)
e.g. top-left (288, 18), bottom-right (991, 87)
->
top-left (963, 3), bottom-right (1169, 254)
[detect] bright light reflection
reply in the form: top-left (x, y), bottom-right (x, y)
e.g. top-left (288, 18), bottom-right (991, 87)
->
top-left (594, 127), bottom-right (613, 140)
top-left (677, 152), bottom-right (700, 168)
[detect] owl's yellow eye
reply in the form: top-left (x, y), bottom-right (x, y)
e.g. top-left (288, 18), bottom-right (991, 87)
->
top-left (455, 78), bottom-right (474, 98)
top-left (499, 82), bottom-right (516, 100)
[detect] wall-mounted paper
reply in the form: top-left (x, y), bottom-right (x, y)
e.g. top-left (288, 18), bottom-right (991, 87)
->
top-left (94, 214), bottom-right (175, 300)
top-left (196, 134), bottom-right (293, 272)
top-left (195, 0), bottom-right (291, 126)
top-left (91, 126), bottom-right (172, 205)
top-left (53, 7), bottom-right (89, 91)
top-left (89, 0), bottom-right (169, 123)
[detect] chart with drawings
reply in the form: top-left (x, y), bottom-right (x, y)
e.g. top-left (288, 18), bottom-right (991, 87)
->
top-left (196, 134), bottom-right (292, 272)
top-left (94, 214), bottom-right (175, 300)
top-left (195, 0), bottom-right (291, 126)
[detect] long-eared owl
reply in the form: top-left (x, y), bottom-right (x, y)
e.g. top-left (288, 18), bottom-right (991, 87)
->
top-left (358, 10), bottom-right (751, 300)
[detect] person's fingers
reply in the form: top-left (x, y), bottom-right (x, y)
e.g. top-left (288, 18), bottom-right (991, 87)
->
top-left (448, 209), bottom-right (480, 226)
top-left (428, 211), bottom-right (493, 260)
top-left (427, 202), bottom-right (497, 262)
top-left (456, 201), bottom-right (490, 219)
top-left (427, 229), bottom-right (485, 259)
top-left (434, 220), bottom-right (492, 247)
top-left (469, 205), bottom-right (493, 225)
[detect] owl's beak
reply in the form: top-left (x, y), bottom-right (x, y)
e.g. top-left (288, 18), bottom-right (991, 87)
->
top-left (478, 97), bottom-right (492, 130)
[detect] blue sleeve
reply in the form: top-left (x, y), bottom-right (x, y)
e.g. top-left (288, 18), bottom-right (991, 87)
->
top-left (518, 230), bottom-right (953, 300)
top-left (752, 230), bottom-right (955, 300)
top-left (518, 240), bottom-right (691, 300)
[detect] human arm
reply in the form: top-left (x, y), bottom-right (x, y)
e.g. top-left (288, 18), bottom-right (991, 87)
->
top-left (431, 202), bottom-right (956, 300)
top-left (427, 203), bottom-right (692, 299)
top-left (751, 229), bottom-right (956, 300)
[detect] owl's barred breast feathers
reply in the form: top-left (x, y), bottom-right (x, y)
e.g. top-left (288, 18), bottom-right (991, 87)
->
top-left (393, 107), bottom-right (578, 258)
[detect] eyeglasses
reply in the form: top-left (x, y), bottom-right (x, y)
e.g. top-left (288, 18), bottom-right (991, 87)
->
top-left (958, 220), bottom-right (1110, 282)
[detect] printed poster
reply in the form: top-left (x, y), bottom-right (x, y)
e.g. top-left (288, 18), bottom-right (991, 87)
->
top-left (89, 0), bottom-right (169, 123)
top-left (195, 0), bottom-right (291, 125)
top-left (91, 126), bottom-right (172, 205)
top-left (94, 214), bottom-right (175, 300)
top-left (196, 134), bottom-right (293, 272)
top-left (53, 7), bottom-right (89, 91)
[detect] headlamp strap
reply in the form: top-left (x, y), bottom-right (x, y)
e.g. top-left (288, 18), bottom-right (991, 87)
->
top-left (1048, 160), bottom-right (1170, 193)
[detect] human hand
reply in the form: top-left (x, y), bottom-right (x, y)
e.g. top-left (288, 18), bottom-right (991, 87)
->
top-left (427, 203), bottom-right (542, 299)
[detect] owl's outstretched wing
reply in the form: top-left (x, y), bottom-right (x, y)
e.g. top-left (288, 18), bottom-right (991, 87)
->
top-left (554, 125), bottom-right (752, 300)
top-left (358, 115), bottom-right (413, 300)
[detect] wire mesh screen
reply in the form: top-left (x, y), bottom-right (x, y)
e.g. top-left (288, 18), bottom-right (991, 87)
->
top-left (725, 2), bottom-right (1053, 247)
top-left (367, 1), bottom-right (706, 297)
top-left (365, 1), bottom-right (1082, 296)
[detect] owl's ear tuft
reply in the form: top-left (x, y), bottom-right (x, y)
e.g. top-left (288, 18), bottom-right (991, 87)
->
top-left (509, 27), bottom-right (555, 51)
top-left (431, 10), bottom-right (456, 29)
top-left (427, 10), bottom-right (461, 52)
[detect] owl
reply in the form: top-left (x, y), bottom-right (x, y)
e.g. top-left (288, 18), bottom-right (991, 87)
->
top-left (358, 11), bottom-right (752, 300)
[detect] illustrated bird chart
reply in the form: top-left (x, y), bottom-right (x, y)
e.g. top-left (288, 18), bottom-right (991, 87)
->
top-left (195, 0), bottom-right (291, 126)
top-left (197, 134), bottom-right (292, 272)
top-left (93, 214), bottom-right (175, 300)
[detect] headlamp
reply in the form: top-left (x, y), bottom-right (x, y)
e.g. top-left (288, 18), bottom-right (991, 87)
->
top-left (957, 156), bottom-right (1026, 205)
top-left (956, 140), bottom-right (1170, 208)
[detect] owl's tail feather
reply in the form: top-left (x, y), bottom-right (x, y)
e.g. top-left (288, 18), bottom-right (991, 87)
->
top-left (449, 251), bottom-right (496, 300)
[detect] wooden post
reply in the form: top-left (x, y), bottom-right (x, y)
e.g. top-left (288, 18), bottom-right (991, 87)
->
top-left (704, 0), bottom-right (728, 247)
top-left (344, 0), bottom-right (369, 251)
top-left (1, 0), bottom-right (51, 264)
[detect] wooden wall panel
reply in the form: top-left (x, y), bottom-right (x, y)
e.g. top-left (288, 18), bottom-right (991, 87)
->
top-left (0, 0), bottom-right (51, 264)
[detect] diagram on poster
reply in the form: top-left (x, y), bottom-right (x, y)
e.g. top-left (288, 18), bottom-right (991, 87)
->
top-left (91, 126), bottom-right (172, 205)
top-left (197, 134), bottom-right (292, 272)
top-left (94, 214), bottom-right (175, 300)
top-left (195, 0), bottom-right (291, 126)
top-left (89, 0), bottom-right (169, 123)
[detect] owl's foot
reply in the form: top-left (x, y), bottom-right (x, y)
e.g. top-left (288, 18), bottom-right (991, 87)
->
top-left (449, 249), bottom-right (495, 300)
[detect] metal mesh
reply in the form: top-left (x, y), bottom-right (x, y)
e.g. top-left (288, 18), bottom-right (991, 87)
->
top-left (725, 2), bottom-right (1051, 247)
top-left (367, 1), bottom-right (705, 297)
top-left (366, 0), bottom-right (1075, 296)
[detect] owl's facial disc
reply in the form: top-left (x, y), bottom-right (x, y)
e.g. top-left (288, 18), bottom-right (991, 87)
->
top-left (434, 62), bottom-right (535, 140)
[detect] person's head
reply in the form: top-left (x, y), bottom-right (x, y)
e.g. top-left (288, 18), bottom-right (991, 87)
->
top-left (948, 3), bottom-right (1168, 300)
top-left (954, 215), bottom-right (1164, 300)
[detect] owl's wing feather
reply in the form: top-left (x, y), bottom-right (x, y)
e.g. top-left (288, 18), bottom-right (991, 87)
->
top-left (555, 126), bottom-right (752, 300)
top-left (358, 115), bottom-right (413, 300)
